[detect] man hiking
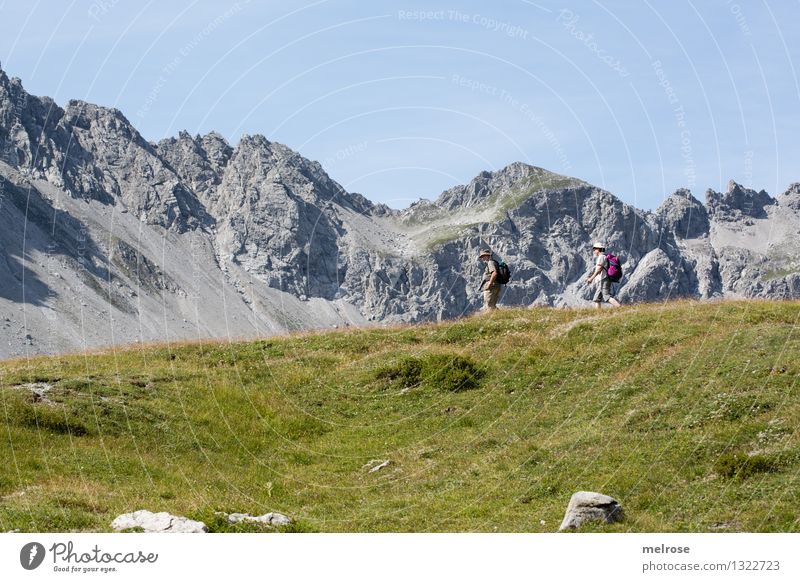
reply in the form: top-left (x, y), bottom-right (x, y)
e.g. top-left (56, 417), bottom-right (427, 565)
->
top-left (586, 242), bottom-right (621, 309)
top-left (479, 248), bottom-right (501, 310)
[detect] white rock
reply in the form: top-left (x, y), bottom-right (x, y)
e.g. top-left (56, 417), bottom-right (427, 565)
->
top-left (111, 510), bottom-right (207, 533)
top-left (221, 512), bottom-right (292, 526)
top-left (13, 383), bottom-right (55, 405)
top-left (365, 459), bottom-right (391, 473)
top-left (559, 491), bottom-right (624, 531)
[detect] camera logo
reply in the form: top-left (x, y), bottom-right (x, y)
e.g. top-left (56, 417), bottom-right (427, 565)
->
top-left (20, 542), bottom-right (46, 570)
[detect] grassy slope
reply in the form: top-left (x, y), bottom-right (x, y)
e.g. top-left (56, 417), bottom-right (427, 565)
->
top-left (0, 300), bottom-right (798, 533)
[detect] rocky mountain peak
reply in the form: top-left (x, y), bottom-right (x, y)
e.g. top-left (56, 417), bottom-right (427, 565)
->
top-left (435, 162), bottom-right (580, 212)
top-left (0, 68), bottom-right (208, 230)
top-left (656, 188), bottom-right (709, 239)
top-left (778, 182), bottom-right (800, 211)
top-left (157, 130), bottom-right (232, 207)
top-left (201, 131), bottom-right (232, 155)
top-left (63, 99), bottom-right (145, 146)
top-left (436, 164), bottom-right (514, 211)
top-left (706, 180), bottom-right (776, 220)
top-left (668, 187), bottom-right (699, 202)
top-left (224, 134), bottom-right (373, 214)
top-left (0, 64), bottom-right (23, 93)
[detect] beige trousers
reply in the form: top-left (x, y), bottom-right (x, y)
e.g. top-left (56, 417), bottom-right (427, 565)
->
top-left (483, 285), bottom-right (500, 310)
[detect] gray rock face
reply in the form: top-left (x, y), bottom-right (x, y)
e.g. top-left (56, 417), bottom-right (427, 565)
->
top-left (656, 188), bottom-right (709, 239)
top-left (0, 69), bottom-right (207, 231)
top-left (157, 131), bottom-right (233, 205)
top-left (707, 180), bottom-right (776, 221)
top-left (778, 183), bottom-right (800, 211)
top-left (111, 510), bottom-right (207, 533)
top-left (619, 248), bottom-right (697, 303)
top-left (559, 491), bottom-right (624, 530)
top-left (1, 64), bottom-right (799, 357)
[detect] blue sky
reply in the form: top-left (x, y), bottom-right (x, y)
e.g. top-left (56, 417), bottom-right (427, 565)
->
top-left (1, 0), bottom-right (798, 209)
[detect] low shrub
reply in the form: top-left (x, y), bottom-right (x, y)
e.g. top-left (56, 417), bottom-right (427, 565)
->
top-left (421, 354), bottom-right (485, 392)
top-left (375, 353), bottom-right (485, 392)
top-left (375, 356), bottom-right (423, 388)
top-left (16, 403), bottom-right (92, 437)
top-left (714, 452), bottom-right (777, 479)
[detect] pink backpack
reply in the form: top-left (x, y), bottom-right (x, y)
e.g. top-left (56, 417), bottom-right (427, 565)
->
top-left (606, 253), bottom-right (623, 282)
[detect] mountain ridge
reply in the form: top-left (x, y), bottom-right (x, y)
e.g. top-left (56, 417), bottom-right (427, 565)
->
top-left (1, 65), bottom-right (799, 358)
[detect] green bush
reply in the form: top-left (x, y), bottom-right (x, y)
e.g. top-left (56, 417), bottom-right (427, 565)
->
top-left (15, 402), bottom-right (92, 437)
top-left (375, 356), bottom-right (423, 388)
top-left (421, 354), bottom-right (485, 392)
top-left (714, 452), bottom-right (777, 479)
top-left (374, 353), bottom-right (485, 392)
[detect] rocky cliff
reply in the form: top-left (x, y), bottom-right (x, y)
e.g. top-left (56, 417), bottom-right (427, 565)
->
top-left (1, 66), bottom-right (798, 357)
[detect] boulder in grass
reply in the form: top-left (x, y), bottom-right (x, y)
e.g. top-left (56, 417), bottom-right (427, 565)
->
top-left (111, 510), bottom-right (207, 533)
top-left (559, 491), bottom-right (624, 531)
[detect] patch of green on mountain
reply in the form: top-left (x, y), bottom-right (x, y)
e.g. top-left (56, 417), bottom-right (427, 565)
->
top-left (762, 248), bottom-right (799, 281)
top-left (1, 300), bottom-right (798, 532)
top-left (485, 171), bottom-right (584, 216)
top-left (422, 224), bottom-right (476, 251)
top-left (398, 200), bottom-right (447, 227)
top-left (763, 266), bottom-right (799, 281)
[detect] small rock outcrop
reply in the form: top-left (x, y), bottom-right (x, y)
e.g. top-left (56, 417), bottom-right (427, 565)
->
top-left (221, 512), bottom-right (292, 526)
top-left (778, 183), bottom-right (800, 211)
top-left (111, 510), bottom-right (207, 533)
top-left (12, 382), bottom-right (55, 405)
top-left (364, 459), bottom-right (391, 473)
top-left (559, 491), bottom-right (624, 531)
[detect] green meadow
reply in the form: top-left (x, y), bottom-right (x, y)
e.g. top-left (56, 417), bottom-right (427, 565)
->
top-left (0, 300), bottom-right (798, 532)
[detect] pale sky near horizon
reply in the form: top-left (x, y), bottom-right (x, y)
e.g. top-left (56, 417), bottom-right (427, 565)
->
top-left (1, 0), bottom-right (798, 210)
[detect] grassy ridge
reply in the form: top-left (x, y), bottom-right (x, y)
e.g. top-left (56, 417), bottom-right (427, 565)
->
top-left (0, 300), bottom-right (798, 532)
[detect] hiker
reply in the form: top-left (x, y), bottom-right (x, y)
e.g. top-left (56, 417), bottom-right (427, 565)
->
top-left (479, 249), bottom-right (501, 310)
top-left (586, 242), bottom-right (621, 309)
